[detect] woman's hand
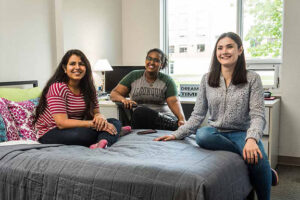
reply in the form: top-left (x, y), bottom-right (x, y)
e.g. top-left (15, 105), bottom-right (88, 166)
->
top-left (243, 138), bottom-right (263, 164)
top-left (121, 99), bottom-right (137, 109)
top-left (178, 120), bottom-right (185, 127)
top-left (154, 135), bottom-right (176, 141)
top-left (102, 123), bottom-right (118, 135)
top-left (92, 114), bottom-right (108, 131)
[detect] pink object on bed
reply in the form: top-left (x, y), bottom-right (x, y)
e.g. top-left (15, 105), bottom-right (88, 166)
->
top-left (0, 98), bottom-right (20, 141)
top-left (6, 99), bottom-right (37, 141)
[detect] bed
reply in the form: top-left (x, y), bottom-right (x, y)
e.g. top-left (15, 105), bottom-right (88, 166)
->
top-left (0, 81), bottom-right (253, 200)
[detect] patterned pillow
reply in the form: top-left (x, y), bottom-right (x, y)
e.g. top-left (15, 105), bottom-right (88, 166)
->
top-left (0, 98), bottom-right (20, 141)
top-left (29, 97), bottom-right (40, 106)
top-left (6, 99), bottom-right (37, 141)
top-left (0, 114), bottom-right (7, 142)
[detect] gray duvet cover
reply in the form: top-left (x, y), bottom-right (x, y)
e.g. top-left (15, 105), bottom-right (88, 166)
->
top-left (0, 130), bottom-right (252, 200)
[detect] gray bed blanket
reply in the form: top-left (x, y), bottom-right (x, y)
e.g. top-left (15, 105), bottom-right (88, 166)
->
top-left (0, 130), bottom-right (252, 200)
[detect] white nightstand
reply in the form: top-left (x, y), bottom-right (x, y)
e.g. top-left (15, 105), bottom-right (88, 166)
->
top-left (263, 99), bottom-right (281, 169)
top-left (98, 100), bottom-right (119, 119)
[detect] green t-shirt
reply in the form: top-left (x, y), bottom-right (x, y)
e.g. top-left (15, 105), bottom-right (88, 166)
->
top-left (119, 70), bottom-right (178, 114)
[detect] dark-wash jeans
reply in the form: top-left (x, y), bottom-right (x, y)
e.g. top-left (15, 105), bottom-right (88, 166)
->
top-left (39, 118), bottom-right (121, 147)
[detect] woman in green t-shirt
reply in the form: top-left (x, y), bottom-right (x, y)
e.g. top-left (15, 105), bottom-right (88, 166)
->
top-left (110, 48), bottom-right (185, 130)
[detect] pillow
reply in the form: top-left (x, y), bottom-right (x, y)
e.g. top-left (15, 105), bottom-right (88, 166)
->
top-left (0, 87), bottom-right (41, 102)
top-left (0, 114), bottom-right (7, 142)
top-left (6, 99), bottom-right (37, 141)
top-left (0, 98), bottom-right (20, 141)
top-left (29, 97), bottom-right (40, 106)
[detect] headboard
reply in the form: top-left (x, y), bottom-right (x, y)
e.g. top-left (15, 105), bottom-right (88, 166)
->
top-left (0, 80), bottom-right (38, 87)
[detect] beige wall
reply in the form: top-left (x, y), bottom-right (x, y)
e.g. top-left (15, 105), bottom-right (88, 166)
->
top-left (122, 0), bottom-right (160, 65)
top-left (278, 0), bottom-right (300, 157)
top-left (0, 0), bottom-right (55, 87)
top-left (63, 0), bottom-right (122, 66)
top-left (0, 0), bottom-right (123, 88)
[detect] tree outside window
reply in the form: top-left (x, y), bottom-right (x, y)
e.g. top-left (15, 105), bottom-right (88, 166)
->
top-left (243, 0), bottom-right (283, 59)
top-left (197, 44), bottom-right (205, 52)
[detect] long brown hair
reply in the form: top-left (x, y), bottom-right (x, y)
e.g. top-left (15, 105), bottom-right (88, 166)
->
top-left (34, 49), bottom-right (97, 123)
top-left (208, 32), bottom-right (247, 87)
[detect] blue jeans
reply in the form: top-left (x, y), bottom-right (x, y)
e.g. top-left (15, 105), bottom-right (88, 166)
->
top-left (39, 118), bottom-right (121, 147)
top-left (196, 126), bottom-right (271, 200)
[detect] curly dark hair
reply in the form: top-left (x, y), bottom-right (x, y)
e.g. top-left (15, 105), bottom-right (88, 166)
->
top-left (34, 49), bottom-right (97, 124)
top-left (146, 48), bottom-right (168, 70)
top-left (208, 32), bottom-right (247, 87)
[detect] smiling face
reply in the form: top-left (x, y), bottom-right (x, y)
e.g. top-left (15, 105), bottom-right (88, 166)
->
top-left (216, 37), bottom-right (243, 69)
top-left (64, 54), bottom-right (86, 83)
top-left (145, 51), bottom-right (162, 73)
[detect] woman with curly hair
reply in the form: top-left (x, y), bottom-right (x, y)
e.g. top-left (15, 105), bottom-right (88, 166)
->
top-left (34, 49), bottom-right (121, 148)
top-left (110, 48), bottom-right (185, 131)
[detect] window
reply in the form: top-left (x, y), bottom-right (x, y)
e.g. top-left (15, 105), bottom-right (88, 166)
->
top-left (169, 45), bottom-right (175, 53)
top-left (167, 0), bottom-right (237, 86)
top-left (242, 0), bottom-right (283, 60)
top-left (197, 44), bottom-right (205, 52)
top-left (164, 0), bottom-right (283, 89)
top-left (179, 47), bottom-right (187, 53)
top-left (247, 64), bottom-right (279, 88)
top-left (170, 61), bottom-right (174, 74)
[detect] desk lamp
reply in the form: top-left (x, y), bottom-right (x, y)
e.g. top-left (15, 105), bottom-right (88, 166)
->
top-left (93, 59), bottom-right (113, 94)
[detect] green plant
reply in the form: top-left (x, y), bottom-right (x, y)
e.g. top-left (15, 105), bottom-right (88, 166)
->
top-left (244, 0), bottom-right (283, 58)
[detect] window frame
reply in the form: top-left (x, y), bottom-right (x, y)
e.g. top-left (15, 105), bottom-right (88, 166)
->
top-left (162, 0), bottom-right (283, 89)
top-left (246, 64), bottom-right (280, 89)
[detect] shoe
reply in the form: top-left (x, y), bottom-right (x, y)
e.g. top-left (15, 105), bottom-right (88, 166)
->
top-left (271, 168), bottom-right (279, 186)
top-left (154, 113), bottom-right (178, 131)
top-left (89, 139), bottom-right (108, 149)
top-left (120, 126), bottom-right (132, 136)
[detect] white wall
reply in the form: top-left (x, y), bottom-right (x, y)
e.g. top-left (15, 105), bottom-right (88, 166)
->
top-left (279, 0), bottom-right (300, 157)
top-left (0, 0), bottom-right (123, 89)
top-left (122, 0), bottom-right (160, 65)
top-left (63, 0), bottom-right (122, 66)
top-left (0, 0), bottom-right (55, 87)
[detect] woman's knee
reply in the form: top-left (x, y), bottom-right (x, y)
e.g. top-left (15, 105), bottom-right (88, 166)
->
top-left (132, 107), bottom-right (157, 128)
top-left (195, 126), bottom-right (217, 147)
top-left (132, 107), bottom-right (156, 120)
top-left (249, 141), bottom-right (270, 168)
top-left (107, 118), bottom-right (122, 132)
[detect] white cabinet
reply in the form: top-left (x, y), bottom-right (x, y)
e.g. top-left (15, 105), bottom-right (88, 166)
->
top-left (98, 100), bottom-right (119, 119)
top-left (264, 99), bottom-right (281, 169)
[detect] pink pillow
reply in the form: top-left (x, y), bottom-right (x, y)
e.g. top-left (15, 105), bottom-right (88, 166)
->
top-left (6, 99), bottom-right (37, 141)
top-left (0, 98), bottom-right (20, 141)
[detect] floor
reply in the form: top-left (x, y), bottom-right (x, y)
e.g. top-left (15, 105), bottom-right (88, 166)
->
top-left (270, 165), bottom-right (300, 200)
